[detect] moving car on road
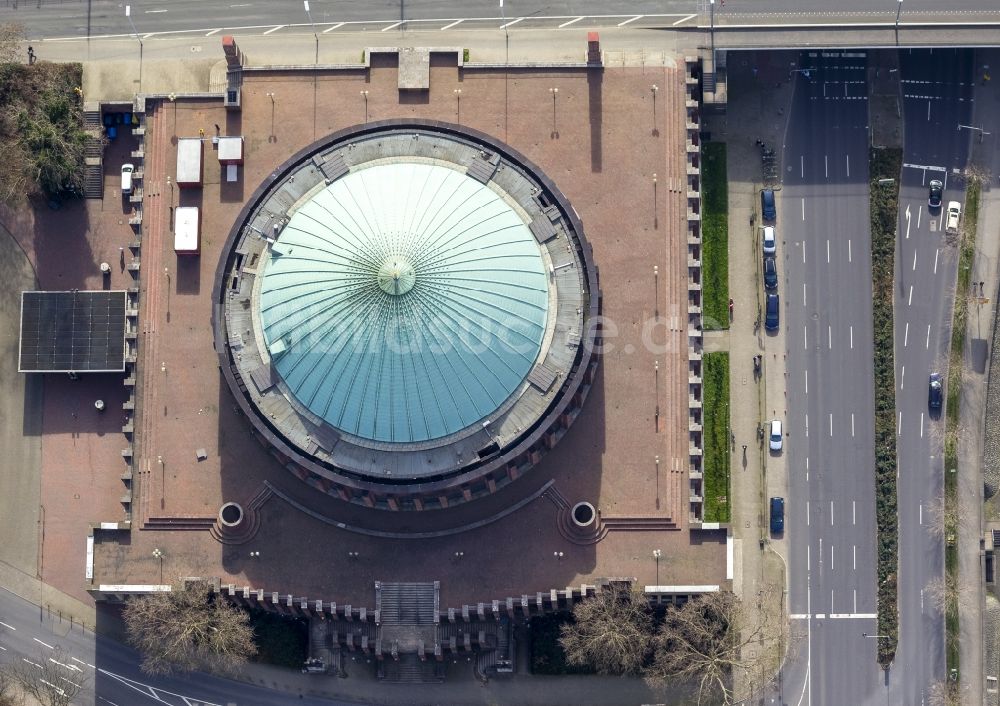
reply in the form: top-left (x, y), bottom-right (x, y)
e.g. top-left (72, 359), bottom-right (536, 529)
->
top-left (929, 372), bottom-right (943, 410)
top-left (928, 179), bottom-right (943, 209)
top-left (946, 201), bottom-right (962, 234)
top-left (762, 226), bottom-right (776, 256)
top-left (769, 419), bottom-right (783, 452)
top-left (770, 497), bottom-right (785, 534)
top-left (763, 256), bottom-right (777, 290)
top-left (765, 293), bottom-right (779, 331)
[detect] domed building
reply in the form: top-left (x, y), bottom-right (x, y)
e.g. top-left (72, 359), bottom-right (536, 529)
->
top-left (213, 121), bottom-right (599, 511)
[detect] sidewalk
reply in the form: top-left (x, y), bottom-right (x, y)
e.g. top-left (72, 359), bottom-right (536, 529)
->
top-left (958, 46), bottom-right (1000, 706)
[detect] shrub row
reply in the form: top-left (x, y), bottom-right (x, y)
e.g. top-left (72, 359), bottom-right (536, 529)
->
top-left (869, 147), bottom-right (902, 666)
top-left (701, 142), bottom-right (729, 330)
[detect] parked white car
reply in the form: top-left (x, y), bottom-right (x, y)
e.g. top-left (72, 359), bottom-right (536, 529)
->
top-left (946, 201), bottom-right (961, 234)
top-left (769, 419), bottom-right (783, 452)
top-left (762, 226), bottom-right (776, 255)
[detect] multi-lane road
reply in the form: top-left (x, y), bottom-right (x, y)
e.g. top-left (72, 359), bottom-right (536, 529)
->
top-left (892, 46), bottom-right (973, 704)
top-left (6, 0), bottom-right (1000, 41)
top-left (771, 48), bottom-right (974, 705)
top-left (777, 50), bottom-right (883, 706)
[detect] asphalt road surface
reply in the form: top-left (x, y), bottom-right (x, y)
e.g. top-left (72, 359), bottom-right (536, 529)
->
top-left (776, 50), bottom-right (883, 706)
top-left (889, 46), bottom-right (974, 704)
top-left (0, 588), bottom-right (356, 706)
top-left (6, 0), bottom-right (1000, 40)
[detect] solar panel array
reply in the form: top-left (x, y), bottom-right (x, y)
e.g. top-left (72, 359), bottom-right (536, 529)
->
top-left (19, 291), bottom-right (127, 373)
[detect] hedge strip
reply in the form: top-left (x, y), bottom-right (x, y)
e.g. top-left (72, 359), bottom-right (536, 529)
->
top-left (703, 351), bottom-right (731, 523)
top-left (870, 147), bottom-right (902, 665)
top-left (702, 142), bottom-right (729, 330)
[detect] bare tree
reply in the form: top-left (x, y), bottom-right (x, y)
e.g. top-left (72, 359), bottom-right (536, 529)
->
top-left (0, 647), bottom-right (87, 706)
top-left (558, 582), bottom-right (654, 675)
top-left (122, 580), bottom-right (257, 676)
top-left (0, 662), bottom-right (23, 706)
top-left (646, 588), bottom-right (783, 706)
top-left (0, 23), bottom-right (25, 64)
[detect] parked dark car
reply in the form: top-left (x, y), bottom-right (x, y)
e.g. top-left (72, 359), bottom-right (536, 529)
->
top-left (770, 497), bottom-right (785, 534)
top-left (929, 372), bottom-right (943, 409)
top-left (763, 256), bottom-right (777, 291)
top-left (761, 189), bottom-right (776, 221)
top-left (928, 179), bottom-right (943, 210)
top-left (765, 293), bottom-right (779, 331)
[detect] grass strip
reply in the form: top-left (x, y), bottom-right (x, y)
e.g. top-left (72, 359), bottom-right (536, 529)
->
top-left (703, 351), bottom-right (731, 523)
top-left (943, 178), bottom-right (980, 685)
top-left (702, 142), bottom-right (729, 330)
top-left (870, 147), bottom-right (902, 666)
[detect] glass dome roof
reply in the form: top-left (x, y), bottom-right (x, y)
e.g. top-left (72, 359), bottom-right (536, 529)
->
top-left (258, 162), bottom-right (549, 444)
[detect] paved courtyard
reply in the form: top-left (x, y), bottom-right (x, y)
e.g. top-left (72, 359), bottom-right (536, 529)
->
top-left (10, 52), bottom-right (727, 609)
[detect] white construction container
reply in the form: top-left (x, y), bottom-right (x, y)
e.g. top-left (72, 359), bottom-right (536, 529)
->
top-left (176, 138), bottom-right (203, 188)
top-left (174, 206), bottom-right (200, 255)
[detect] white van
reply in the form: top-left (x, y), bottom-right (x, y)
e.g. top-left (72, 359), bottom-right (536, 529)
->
top-left (121, 163), bottom-right (135, 195)
top-left (945, 201), bottom-right (961, 234)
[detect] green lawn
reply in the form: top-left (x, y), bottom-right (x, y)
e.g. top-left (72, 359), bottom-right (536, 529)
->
top-left (701, 143), bottom-right (729, 330)
top-left (703, 352), bottom-right (730, 523)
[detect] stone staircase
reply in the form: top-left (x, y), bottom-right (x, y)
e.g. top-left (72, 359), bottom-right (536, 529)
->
top-left (82, 104), bottom-right (104, 199)
top-left (378, 654), bottom-right (443, 683)
top-left (378, 582), bottom-right (437, 625)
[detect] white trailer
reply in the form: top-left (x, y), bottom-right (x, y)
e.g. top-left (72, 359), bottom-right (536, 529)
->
top-left (176, 138), bottom-right (203, 188)
top-left (174, 206), bottom-right (200, 255)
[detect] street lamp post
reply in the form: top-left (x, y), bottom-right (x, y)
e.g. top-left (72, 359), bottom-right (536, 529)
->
top-left (500, 0), bottom-right (510, 140)
top-left (304, 1), bottom-right (318, 64)
top-left (709, 0), bottom-right (715, 91)
top-left (958, 123), bottom-right (991, 144)
top-left (895, 0), bottom-right (903, 29)
top-left (124, 5), bottom-right (143, 90)
top-left (360, 90), bottom-right (369, 123)
top-left (152, 548), bottom-right (163, 584)
top-left (454, 88), bottom-right (462, 124)
top-left (549, 87), bottom-right (558, 138)
top-left (653, 549), bottom-right (662, 585)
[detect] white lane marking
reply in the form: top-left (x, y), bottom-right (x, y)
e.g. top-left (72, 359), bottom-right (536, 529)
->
top-left (904, 322), bottom-right (909, 347)
top-left (921, 589), bottom-right (925, 613)
top-left (803, 282), bottom-right (807, 307)
top-left (806, 413), bottom-right (809, 438)
top-left (323, 22), bottom-right (345, 32)
top-left (918, 205), bottom-right (923, 228)
top-left (791, 613), bottom-right (809, 619)
top-left (926, 324), bottom-right (931, 349)
top-left (846, 154), bottom-right (850, 177)
top-left (927, 99), bottom-right (931, 121)
top-left (908, 285), bottom-right (913, 306)
top-left (33, 638), bottom-right (54, 649)
top-left (500, 17), bottom-right (524, 28)
top-left (854, 589), bottom-right (857, 613)
top-left (827, 239), bottom-right (830, 263)
top-left (912, 249), bottom-right (917, 271)
top-left (919, 504), bottom-right (923, 525)
top-left (825, 155), bottom-right (829, 178)
top-left (905, 204), bottom-right (911, 239)
top-left (801, 155), bottom-right (805, 178)
top-left (803, 241), bottom-right (806, 264)
top-left (440, 19), bottom-right (464, 30)
top-left (22, 658), bottom-right (42, 669)
top-left (802, 198), bottom-right (806, 221)
top-left (39, 680), bottom-right (65, 697)
top-left (831, 545), bottom-right (835, 571)
top-left (829, 613), bottom-right (878, 619)
top-left (204, 28), bottom-right (221, 37)
top-left (807, 502), bottom-right (810, 526)
top-left (898, 411), bottom-right (902, 435)
top-left (71, 656), bottom-right (95, 669)
top-left (805, 369), bottom-right (809, 395)
top-left (262, 25), bottom-right (286, 34)
top-left (848, 239), bottom-right (852, 262)
top-left (900, 365), bottom-right (905, 389)
top-left (934, 248), bottom-right (940, 274)
top-left (672, 13), bottom-right (698, 26)
top-left (830, 501), bottom-right (834, 526)
top-left (0, 645), bottom-right (5, 651)
top-left (0, 621), bottom-right (15, 631)
top-left (382, 20), bottom-right (404, 31)
top-left (807, 545), bottom-right (811, 570)
top-left (850, 325), bottom-right (854, 349)
top-left (828, 325), bottom-right (832, 349)
top-left (853, 544), bottom-right (857, 569)
top-left (853, 501), bottom-right (856, 524)
top-left (804, 325), bottom-right (808, 350)
top-left (144, 8), bottom-right (168, 12)
top-left (617, 15), bottom-right (642, 26)
top-left (557, 16), bottom-right (583, 28)
top-left (806, 456), bottom-right (810, 481)
top-left (49, 658), bottom-right (82, 672)
top-left (829, 413), bottom-right (833, 436)
top-left (920, 412), bottom-right (925, 438)
top-left (851, 413), bottom-right (855, 437)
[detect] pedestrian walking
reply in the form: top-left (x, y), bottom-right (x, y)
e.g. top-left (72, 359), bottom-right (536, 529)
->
top-left (27, 46), bottom-right (35, 65)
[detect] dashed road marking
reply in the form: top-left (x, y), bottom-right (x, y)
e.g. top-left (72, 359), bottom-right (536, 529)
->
top-left (33, 638), bottom-right (54, 649)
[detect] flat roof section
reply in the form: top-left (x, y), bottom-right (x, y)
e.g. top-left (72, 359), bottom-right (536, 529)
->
top-left (18, 290), bottom-right (127, 373)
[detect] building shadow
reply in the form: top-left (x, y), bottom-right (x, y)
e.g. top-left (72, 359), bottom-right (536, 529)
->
top-left (587, 68), bottom-right (603, 173)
